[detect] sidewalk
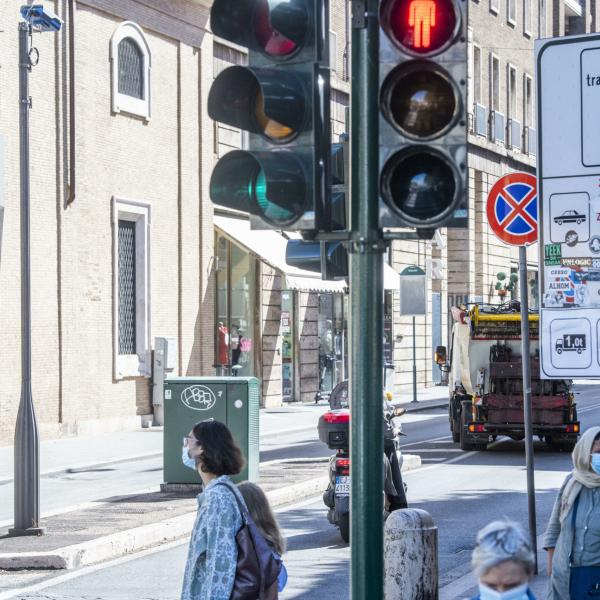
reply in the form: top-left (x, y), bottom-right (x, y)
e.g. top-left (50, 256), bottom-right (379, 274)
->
top-left (0, 385), bottom-right (447, 483)
top-left (0, 454), bottom-right (422, 573)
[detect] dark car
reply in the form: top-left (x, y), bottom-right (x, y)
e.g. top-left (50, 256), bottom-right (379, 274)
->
top-left (554, 210), bottom-right (586, 225)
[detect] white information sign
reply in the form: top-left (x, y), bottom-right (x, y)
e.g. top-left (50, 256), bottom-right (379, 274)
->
top-left (537, 33), bottom-right (600, 378)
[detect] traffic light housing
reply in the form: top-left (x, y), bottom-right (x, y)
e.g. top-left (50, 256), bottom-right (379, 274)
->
top-left (378, 0), bottom-right (468, 230)
top-left (285, 135), bottom-right (349, 279)
top-left (208, 0), bottom-right (330, 231)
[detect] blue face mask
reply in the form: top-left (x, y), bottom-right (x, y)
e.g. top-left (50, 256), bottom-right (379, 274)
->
top-left (478, 582), bottom-right (529, 600)
top-left (591, 454), bottom-right (600, 475)
top-left (182, 446), bottom-right (197, 470)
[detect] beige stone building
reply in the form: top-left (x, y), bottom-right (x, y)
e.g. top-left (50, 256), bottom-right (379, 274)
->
top-left (1, 0), bottom-right (596, 445)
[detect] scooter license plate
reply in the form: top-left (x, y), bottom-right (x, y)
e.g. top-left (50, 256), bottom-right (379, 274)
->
top-left (335, 475), bottom-right (350, 496)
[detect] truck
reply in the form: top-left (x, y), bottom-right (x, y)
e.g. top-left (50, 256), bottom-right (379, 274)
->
top-left (437, 303), bottom-right (580, 452)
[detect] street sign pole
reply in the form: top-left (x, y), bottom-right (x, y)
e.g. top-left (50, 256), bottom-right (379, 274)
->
top-left (486, 171), bottom-right (538, 570)
top-left (350, 0), bottom-right (384, 597)
top-left (412, 315), bottom-right (417, 403)
top-left (519, 245), bottom-right (538, 573)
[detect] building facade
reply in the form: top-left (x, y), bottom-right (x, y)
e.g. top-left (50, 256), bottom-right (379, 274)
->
top-left (0, 0), bottom-right (596, 445)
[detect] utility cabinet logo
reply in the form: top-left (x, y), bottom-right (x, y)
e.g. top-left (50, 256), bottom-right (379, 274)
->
top-left (181, 385), bottom-right (217, 411)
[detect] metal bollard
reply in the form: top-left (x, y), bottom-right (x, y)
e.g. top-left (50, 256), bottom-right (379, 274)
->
top-left (384, 508), bottom-right (438, 600)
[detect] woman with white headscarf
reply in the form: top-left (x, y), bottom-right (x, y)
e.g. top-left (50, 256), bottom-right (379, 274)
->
top-left (543, 426), bottom-right (600, 600)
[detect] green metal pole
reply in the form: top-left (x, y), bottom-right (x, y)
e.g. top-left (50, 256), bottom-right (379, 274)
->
top-left (350, 1), bottom-right (384, 598)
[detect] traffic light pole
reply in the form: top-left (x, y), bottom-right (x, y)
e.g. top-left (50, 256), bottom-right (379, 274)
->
top-left (350, 1), bottom-right (384, 598)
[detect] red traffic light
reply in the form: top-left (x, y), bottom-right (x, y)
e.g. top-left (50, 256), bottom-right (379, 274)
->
top-left (255, 0), bottom-right (298, 57)
top-left (381, 0), bottom-right (458, 55)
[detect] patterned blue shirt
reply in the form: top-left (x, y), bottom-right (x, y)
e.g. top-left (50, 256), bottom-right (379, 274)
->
top-left (181, 475), bottom-right (243, 600)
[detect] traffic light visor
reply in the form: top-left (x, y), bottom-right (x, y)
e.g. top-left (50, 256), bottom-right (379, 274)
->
top-left (211, 0), bottom-right (309, 59)
top-left (381, 148), bottom-right (459, 225)
top-left (381, 63), bottom-right (459, 139)
top-left (210, 150), bottom-right (308, 227)
top-left (208, 66), bottom-right (306, 143)
top-left (381, 0), bottom-right (459, 55)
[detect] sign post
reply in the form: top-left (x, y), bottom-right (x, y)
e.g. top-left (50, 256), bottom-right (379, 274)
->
top-left (486, 172), bottom-right (538, 571)
top-left (399, 266), bottom-right (426, 403)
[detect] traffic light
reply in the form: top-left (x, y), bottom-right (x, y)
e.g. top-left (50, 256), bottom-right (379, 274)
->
top-left (208, 0), bottom-right (330, 231)
top-left (378, 0), bottom-right (468, 230)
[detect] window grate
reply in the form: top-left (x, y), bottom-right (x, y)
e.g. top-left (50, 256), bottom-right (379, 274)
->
top-left (118, 38), bottom-right (144, 99)
top-left (118, 220), bottom-right (136, 355)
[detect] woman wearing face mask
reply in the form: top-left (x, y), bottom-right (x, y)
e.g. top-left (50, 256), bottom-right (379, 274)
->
top-left (180, 419), bottom-right (245, 600)
top-left (470, 520), bottom-right (536, 600)
top-left (543, 426), bottom-right (600, 600)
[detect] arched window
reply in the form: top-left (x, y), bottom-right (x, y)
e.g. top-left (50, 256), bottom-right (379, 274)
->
top-left (110, 22), bottom-right (151, 119)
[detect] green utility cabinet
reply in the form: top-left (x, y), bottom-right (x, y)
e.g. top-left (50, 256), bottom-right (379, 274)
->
top-left (163, 377), bottom-right (260, 485)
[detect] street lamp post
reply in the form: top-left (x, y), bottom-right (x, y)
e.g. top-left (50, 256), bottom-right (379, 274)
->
top-left (9, 5), bottom-right (62, 538)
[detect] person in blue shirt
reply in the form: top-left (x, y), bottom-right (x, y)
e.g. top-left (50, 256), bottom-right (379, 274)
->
top-left (238, 481), bottom-right (288, 593)
top-left (180, 419), bottom-right (245, 600)
top-left (470, 520), bottom-right (536, 600)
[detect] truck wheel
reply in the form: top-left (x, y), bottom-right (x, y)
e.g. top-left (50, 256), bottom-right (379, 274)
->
top-left (339, 513), bottom-right (350, 543)
top-left (460, 405), bottom-right (477, 451)
top-left (452, 425), bottom-right (460, 443)
top-left (561, 439), bottom-right (577, 452)
top-left (556, 349), bottom-right (563, 354)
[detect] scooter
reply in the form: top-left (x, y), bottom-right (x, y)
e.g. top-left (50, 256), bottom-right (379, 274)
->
top-left (318, 380), bottom-right (407, 543)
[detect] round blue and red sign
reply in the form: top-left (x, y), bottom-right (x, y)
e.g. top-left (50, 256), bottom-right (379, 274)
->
top-left (486, 172), bottom-right (538, 246)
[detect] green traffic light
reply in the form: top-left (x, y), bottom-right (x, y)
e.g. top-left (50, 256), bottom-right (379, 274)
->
top-left (210, 150), bottom-right (307, 227)
top-left (251, 168), bottom-right (295, 223)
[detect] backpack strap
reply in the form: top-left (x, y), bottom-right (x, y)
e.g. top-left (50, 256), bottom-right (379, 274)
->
top-left (215, 480), bottom-right (249, 521)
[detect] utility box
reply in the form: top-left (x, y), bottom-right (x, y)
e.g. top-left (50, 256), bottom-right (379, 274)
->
top-left (152, 337), bottom-right (177, 427)
top-left (163, 376), bottom-right (260, 485)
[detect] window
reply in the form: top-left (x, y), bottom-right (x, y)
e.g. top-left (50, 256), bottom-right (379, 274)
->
top-left (491, 55), bottom-right (500, 111)
top-left (524, 74), bottom-right (534, 128)
top-left (508, 65), bottom-right (517, 120)
top-left (524, 0), bottom-right (532, 34)
top-left (110, 22), bottom-right (151, 119)
top-left (474, 45), bottom-right (482, 104)
top-left (113, 197), bottom-right (151, 379)
top-left (329, 30), bottom-right (338, 73)
top-left (507, 0), bottom-right (516, 24)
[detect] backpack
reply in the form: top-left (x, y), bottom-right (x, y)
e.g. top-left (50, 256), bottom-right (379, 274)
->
top-left (217, 481), bottom-right (282, 600)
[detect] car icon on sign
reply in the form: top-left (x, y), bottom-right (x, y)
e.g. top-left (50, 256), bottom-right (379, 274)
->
top-left (554, 210), bottom-right (586, 225)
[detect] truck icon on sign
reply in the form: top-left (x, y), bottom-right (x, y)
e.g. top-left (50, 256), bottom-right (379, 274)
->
top-left (555, 334), bottom-right (586, 354)
top-left (553, 210), bottom-right (586, 225)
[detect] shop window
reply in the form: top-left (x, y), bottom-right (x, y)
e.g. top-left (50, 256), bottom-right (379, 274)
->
top-left (110, 22), bottom-right (151, 120)
top-left (318, 293), bottom-right (346, 395)
top-left (214, 233), bottom-right (256, 378)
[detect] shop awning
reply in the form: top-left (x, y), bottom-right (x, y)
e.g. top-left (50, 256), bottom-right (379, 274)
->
top-left (214, 214), bottom-right (400, 293)
top-left (214, 215), bottom-right (347, 293)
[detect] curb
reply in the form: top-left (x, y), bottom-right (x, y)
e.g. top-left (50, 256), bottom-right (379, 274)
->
top-left (401, 400), bottom-right (448, 414)
top-left (0, 454), bottom-right (422, 571)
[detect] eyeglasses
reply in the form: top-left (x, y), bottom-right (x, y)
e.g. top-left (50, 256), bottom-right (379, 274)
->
top-left (183, 436), bottom-right (195, 447)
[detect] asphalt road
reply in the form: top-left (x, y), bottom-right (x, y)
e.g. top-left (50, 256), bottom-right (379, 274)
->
top-left (3, 383), bottom-right (600, 599)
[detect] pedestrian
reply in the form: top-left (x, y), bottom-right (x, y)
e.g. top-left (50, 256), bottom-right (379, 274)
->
top-left (180, 419), bottom-right (245, 600)
top-left (543, 426), bottom-right (600, 600)
top-left (237, 482), bottom-right (288, 593)
top-left (470, 520), bottom-right (536, 600)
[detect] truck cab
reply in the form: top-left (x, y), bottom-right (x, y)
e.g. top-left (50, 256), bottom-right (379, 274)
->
top-left (439, 303), bottom-right (579, 452)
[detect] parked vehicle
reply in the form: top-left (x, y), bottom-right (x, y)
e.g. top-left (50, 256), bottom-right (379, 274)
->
top-left (318, 380), bottom-right (406, 543)
top-left (438, 303), bottom-right (579, 452)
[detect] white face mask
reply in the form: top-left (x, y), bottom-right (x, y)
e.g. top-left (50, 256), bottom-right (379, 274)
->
top-left (478, 582), bottom-right (529, 600)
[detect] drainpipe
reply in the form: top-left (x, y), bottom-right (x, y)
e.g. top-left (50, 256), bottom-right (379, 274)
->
top-left (67, 0), bottom-right (75, 204)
